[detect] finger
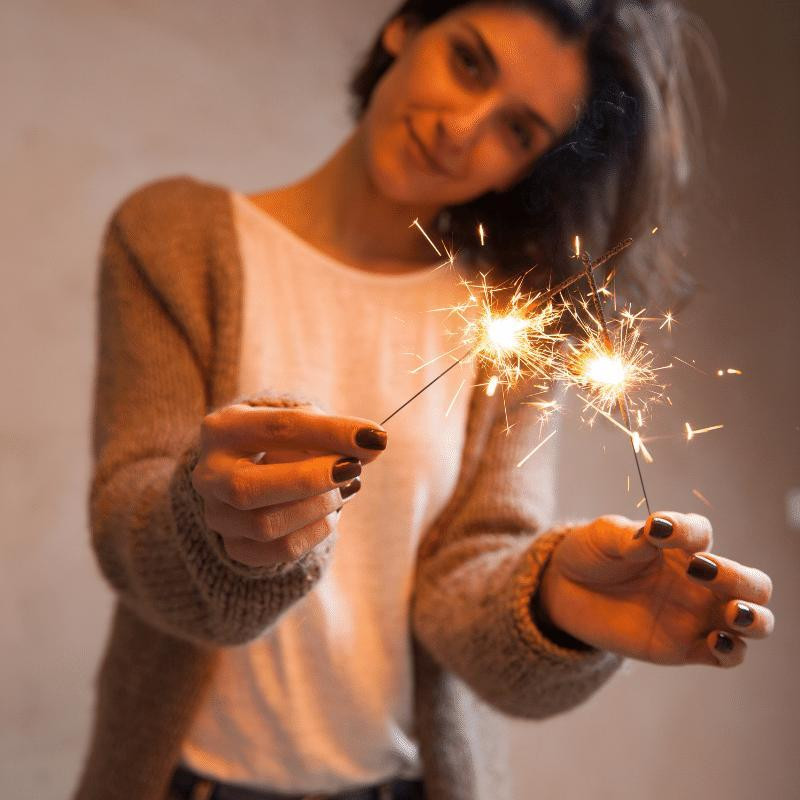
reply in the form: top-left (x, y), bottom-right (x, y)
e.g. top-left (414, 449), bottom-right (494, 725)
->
top-left (204, 488), bottom-right (345, 543)
top-left (212, 453), bottom-right (362, 510)
top-left (706, 629), bottom-right (747, 667)
top-left (207, 404), bottom-right (387, 462)
top-left (718, 599), bottom-right (775, 639)
top-left (222, 510), bottom-right (339, 568)
top-left (637, 511), bottom-right (713, 554)
top-left (686, 552), bottom-right (773, 605)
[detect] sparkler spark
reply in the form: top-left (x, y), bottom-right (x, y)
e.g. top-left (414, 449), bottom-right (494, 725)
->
top-left (685, 422), bottom-right (724, 441)
top-left (445, 378), bottom-right (466, 417)
top-left (516, 428), bottom-right (558, 468)
top-left (478, 223), bottom-right (486, 246)
top-left (660, 310), bottom-right (675, 332)
top-left (445, 271), bottom-right (565, 390)
top-left (409, 217), bottom-right (442, 257)
top-left (559, 307), bottom-right (662, 422)
top-left (692, 488), bottom-right (713, 508)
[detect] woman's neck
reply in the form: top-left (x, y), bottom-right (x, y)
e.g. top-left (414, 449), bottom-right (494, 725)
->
top-left (249, 132), bottom-right (444, 274)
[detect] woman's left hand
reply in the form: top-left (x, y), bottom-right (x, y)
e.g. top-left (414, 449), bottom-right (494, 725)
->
top-left (537, 512), bottom-right (775, 666)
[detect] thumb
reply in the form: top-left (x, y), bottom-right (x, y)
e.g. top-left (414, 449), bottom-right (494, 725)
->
top-left (591, 514), bottom-right (656, 565)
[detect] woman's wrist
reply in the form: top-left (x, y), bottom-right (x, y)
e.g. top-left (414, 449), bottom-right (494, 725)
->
top-left (530, 557), bottom-right (595, 652)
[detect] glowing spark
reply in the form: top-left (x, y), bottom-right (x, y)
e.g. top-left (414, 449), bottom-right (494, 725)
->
top-left (445, 379), bottom-right (466, 417)
top-left (636, 496), bottom-right (647, 508)
top-left (445, 271), bottom-right (565, 389)
top-left (516, 429), bottom-right (558, 468)
top-left (409, 218), bottom-right (442, 257)
top-left (559, 314), bottom-right (661, 421)
top-left (410, 342), bottom-right (466, 374)
top-left (717, 367), bottom-right (742, 376)
top-left (627, 474), bottom-right (631, 493)
top-left (660, 310), bottom-right (675, 332)
top-left (478, 223), bottom-right (486, 246)
top-left (574, 235), bottom-right (581, 257)
top-left (692, 488), bottom-right (713, 508)
top-left (486, 376), bottom-right (499, 397)
top-left (577, 394), bottom-right (655, 463)
top-left (651, 226), bottom-right (659, 234)
top-left (433, 241), bottom-right (457, 271)
top-left (685, 422), bottom-right (724, 441)
top-left (675, 356), bottom-right (707, 375)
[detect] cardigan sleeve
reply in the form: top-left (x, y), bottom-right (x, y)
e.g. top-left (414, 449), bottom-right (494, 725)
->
top-left (89, 190), bottom-right (335, 647)
top-left (411, 382), bottom-right (624, 719)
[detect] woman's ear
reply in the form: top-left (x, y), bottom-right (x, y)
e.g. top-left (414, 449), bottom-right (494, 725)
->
top-left (382, 15), bottom-right (419, 57)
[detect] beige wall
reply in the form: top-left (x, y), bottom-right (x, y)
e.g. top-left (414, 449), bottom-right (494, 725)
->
top-left (1, 1), bottom-right (797, 798)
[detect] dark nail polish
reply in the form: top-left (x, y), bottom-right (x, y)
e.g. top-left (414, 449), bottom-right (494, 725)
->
top-left (715, 631), bottom-right (734, 653)
top-left (332, 457), bottom-right (361, 483)
top-left (339, 477), bottom-right (361, 500)
top-left (355, 427), bottom-right (387, 450)
top-left (647, 516), bottom-right (673, 539)
top-left (687, 554), bottom-right (718, 581)
top-left (734, 602), bottom-right (754, 627)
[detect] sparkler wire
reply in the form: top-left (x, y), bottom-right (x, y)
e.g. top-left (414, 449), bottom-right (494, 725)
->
top-left (380, 348), bottom-right (473, 425)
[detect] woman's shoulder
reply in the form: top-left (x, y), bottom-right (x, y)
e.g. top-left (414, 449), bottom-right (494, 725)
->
top-left (100, 174), bottom-right (241, 317)
top-left (107, 173), bottom-right (232, 248)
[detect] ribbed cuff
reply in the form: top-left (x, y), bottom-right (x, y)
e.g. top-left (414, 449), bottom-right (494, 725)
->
top-left (529, 549), bottom-right (595, 652)
top-left (169, 439), bottom-right (333, 581)
top-left (512, 529), bottom-right (608, 664)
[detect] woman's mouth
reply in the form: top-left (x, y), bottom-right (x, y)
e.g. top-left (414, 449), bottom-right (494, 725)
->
top-left (404, 118), bottom-right (453, 178)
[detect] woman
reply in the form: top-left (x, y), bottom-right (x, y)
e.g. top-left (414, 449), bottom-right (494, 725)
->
top-left (75, 2), bottom-right (775, 800)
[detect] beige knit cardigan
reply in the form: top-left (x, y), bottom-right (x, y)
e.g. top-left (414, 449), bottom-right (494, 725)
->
top-left (73, 175), bottom-right (623, 800)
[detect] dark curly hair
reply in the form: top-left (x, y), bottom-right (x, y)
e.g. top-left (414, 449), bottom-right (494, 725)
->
top-left (349, 0), bottom-right (721, 307)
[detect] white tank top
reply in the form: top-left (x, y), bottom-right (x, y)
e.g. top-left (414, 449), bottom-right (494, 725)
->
top-left (180, 191), bottom-right (477, 793)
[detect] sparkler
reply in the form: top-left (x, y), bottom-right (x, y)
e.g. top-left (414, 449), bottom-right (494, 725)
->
top-left (571, 237), bottom-right (653, 519)
top-left (379, 272), bottom-right (563, 424)
top-left (378, 215), bottom-right (730, 551)
top-left (379, 223), bottom-right (635, 426)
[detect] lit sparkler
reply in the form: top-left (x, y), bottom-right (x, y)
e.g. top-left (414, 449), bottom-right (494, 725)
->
top-left (380, 226), bottom-right (636, 440)
top-left (564, 237), bottom-right (656, 518)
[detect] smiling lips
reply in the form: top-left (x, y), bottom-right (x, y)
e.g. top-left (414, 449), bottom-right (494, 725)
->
top-left (404, 118), bottom-right (454, 178)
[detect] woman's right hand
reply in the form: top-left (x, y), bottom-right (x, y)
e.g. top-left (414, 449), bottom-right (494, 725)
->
top-left (190, 402), bottom-right (388, 568)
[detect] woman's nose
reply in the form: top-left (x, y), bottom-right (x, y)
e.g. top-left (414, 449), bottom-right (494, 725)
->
top-left (437, 97), bottom-right (496, 154)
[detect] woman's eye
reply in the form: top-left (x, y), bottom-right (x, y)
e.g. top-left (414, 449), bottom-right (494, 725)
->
top-left (507, 117), bottom-right (533, 150)
top-left (452, 42), bottom-right (482, 81)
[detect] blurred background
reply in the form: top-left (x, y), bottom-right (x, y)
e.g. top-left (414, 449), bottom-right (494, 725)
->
top-left (1, 1), bottom-right (797, 798)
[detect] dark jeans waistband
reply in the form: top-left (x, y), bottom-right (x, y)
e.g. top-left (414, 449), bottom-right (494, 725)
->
top-left (168, 764), bottom-right (427, 800)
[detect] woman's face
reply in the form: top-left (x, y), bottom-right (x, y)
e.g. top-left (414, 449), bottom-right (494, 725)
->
top-left (360, 3), bottom-right (589, 208)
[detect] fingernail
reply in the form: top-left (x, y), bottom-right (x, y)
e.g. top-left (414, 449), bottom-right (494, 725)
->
top-left (687, 554), bottom-right (718, 581)
top-left (355, 427), bottom-right (387, 450)
top-left (733, 602), bottom-right (754, 627)
top-left (332, 457), bottom-right (361, 483)
top-left (714, 631), bottom-right (734, 653)
top-left (647, 516), bottom-right (673, 539)
top-left (339, 477), bottom-right (361, 500)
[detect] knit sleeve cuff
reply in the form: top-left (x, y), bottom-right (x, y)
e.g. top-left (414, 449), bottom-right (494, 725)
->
top-left (512, 528), bottom-right (614, 665)
top-left (169, 441), bottom-right (334, 582)
top-left (168, 388), bottom-right (336, 583)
